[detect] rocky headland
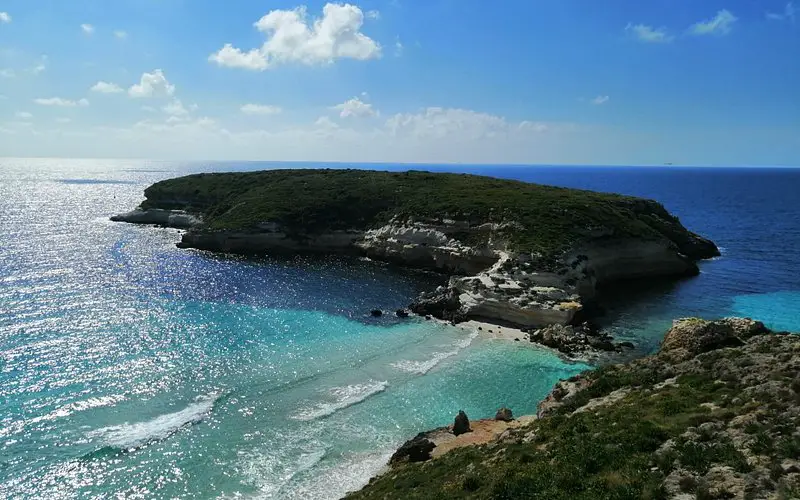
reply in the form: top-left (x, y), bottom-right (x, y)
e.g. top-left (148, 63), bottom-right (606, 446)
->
top-left (112, 168), bottom-right (719, 353)
top-left (349, 318), bottom-right (800, 499)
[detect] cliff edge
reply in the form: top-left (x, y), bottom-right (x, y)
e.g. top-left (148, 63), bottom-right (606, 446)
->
top-left (112, 169), bottom-right (718, 329)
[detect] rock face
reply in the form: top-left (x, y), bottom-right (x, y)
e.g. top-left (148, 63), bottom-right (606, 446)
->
top-left (351, 319), bottom-right (800, 499)
top-left (453, 411), bottom-right (471, 436)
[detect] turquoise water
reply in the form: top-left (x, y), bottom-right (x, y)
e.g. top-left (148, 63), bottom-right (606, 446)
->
top-left (1, 159), bottom-right (799, 498)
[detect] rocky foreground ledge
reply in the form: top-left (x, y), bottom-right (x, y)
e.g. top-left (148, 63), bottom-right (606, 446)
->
top-left (349, 318), bottom-right (800, 499)
top-left (112, 169), bottom-right (718, 342)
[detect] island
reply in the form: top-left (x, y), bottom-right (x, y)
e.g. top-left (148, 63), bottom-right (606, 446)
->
top-left (347, 318), bottom-right (800, 499)
top-left (112, 168), bottom-right (719, 339)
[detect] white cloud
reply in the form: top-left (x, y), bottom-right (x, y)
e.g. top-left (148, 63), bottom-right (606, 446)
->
top-left (767, 2), bottom-right (796, 22)
top-left (30, 56), bottom-right (47, 75)
top-left (689, 10), bottom-right (737, 36)
top-left (91, 81), bottom-right (124, 94)
top-left (625, 23), bottom-right (674, 43)
top-left (15, 112), bottom-right (32, 119)
top-left (241, 104), bottom-right (283, 115)
top-left (332, 97), bottom-right (377, 118)
top-left (128, 69), bottom-right (175, 98)
top-left (163, 99), bottom-right (189, 116)
top-left (395, 38), bottom-right (404, 57)
top-left (114, 30), bottom-right (128, 39)
top-left (34, 97), bottom-right (90, 107)
top-left (366, 10), bottom-right (380, 20)
top-left (386, 107), bottom-right (529, 140)
top-left (209, 3), bottom-right (381, 70)
top-left (81, 24), bottom-right (95, 35)
top-left (592, 95), bottom-right (610, 105)
top-left (0, 12), bottom-right (11, 24)
top-left (0, 69), bottom-right (15, 78)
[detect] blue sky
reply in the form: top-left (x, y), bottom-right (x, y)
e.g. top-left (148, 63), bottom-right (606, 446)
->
top-left (0, 0), bottom-right (798, 165)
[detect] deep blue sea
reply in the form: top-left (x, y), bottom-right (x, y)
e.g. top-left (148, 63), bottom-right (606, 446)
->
top-left (1, 159), bottom-right (799, 499)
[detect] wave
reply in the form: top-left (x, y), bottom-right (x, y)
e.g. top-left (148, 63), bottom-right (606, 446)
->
top-left (391, 331), bottom-right (478, 375)
top-left (292, 381), bottom-right (388, 421)
top-left (86, 393), bottom-right (220, 450)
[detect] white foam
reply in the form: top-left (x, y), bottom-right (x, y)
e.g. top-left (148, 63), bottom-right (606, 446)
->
top-left (391, 330), bottom-right (478, 375)
top-left (87, 393), bottom-right (219, 449)
top-left (292, 381), bottom-right (388, 421)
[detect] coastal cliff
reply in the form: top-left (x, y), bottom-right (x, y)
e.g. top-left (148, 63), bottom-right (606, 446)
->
top-left (112, 169), bottom-right (718, 330)
top-left (349, 318), bottom-right (800, 499)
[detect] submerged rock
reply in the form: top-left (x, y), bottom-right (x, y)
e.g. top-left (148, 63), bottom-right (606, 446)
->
top-left (370, 309), bottom-right (383, 317)
top-left (453, 410), bottom-right (471, 436)
top-left (395, 309), bottom-right (409, 318)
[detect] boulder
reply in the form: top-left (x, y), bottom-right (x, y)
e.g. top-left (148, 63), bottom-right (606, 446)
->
top-left (660, 318), bottom-right (746, 361)
top-left (396, 309), bottom-right (410, 318)
top-left (720, 317), bottom-right (770, 339)
top-left (370, 309), bottom-right (383, 317)
top-left (453, 410), bottom-right (471, 436)
top-left (495, 407), bottom-right (513, 422)
top-left (389, 433), bottom-right (436, 464)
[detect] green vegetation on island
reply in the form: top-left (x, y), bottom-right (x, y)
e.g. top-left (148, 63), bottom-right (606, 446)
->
top-left (140, 168), bottom-right (714, 259)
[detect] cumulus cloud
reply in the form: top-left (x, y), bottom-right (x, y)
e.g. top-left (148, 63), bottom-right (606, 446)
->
top-left (209, 3), bottom-right (381, 70)
top-left (592, 95), bottom-right (610, 105)
top-left (128, 69), bottom-right (175, 98)
top-left (689, 10), bottom-right (737, 36)
top-left (625, 23), bottom-right (674, 43)
top-left (91, 81), bottom-right (124, 94)
top-left (0, 12), bottom-right (11, 23)
top-left (332, 97), bottom-right (377, 118)
top-left (114, 30), bottom-right (128, 39)
top-left (767, 2), bottom-right (796, 22)
top-left (81, 24), bottom-right (95, 35)
top-left (34, 97), bottom-right (89, 107)
top-left (366, 10), bottom-right (380, 20)
top-left (241, 104), bottom-right (283, 115)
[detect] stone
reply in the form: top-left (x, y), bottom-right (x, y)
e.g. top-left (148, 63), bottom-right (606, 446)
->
top-left (617, 341), bottom-right (635, 349)
top-left (396, 309), bottom-right (410, 318)
top-left (660, 318), bottom-right (746, 361)
top-left (389, 433), bottom-right (436, 464)
top-left (370, 309), bottom-right (383, 317)
top-left (495, 407), bottom-right (513, 422)
top-left (453, 410), bottom-right (471, 436)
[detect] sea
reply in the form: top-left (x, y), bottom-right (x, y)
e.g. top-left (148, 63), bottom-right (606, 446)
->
top-left (1, 158), bottom-right (799, 499)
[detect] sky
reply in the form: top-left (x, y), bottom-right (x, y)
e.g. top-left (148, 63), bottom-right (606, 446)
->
top-left (0, 0), bottom-right (798, 165)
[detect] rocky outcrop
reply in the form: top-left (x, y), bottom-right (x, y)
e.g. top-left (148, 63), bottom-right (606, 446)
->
top-left (352, 319), bottom-right (800, 499)
top-left (389, 433), bottom-right (437, 465)
top-left (453, 410), bottom-right (471, 436)
top-left (527, 322), bottom-right (632, 356)
top-left (495, 408), bottom-right (513, 422)
top-left (110, 209), bottom-right (202, 229)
